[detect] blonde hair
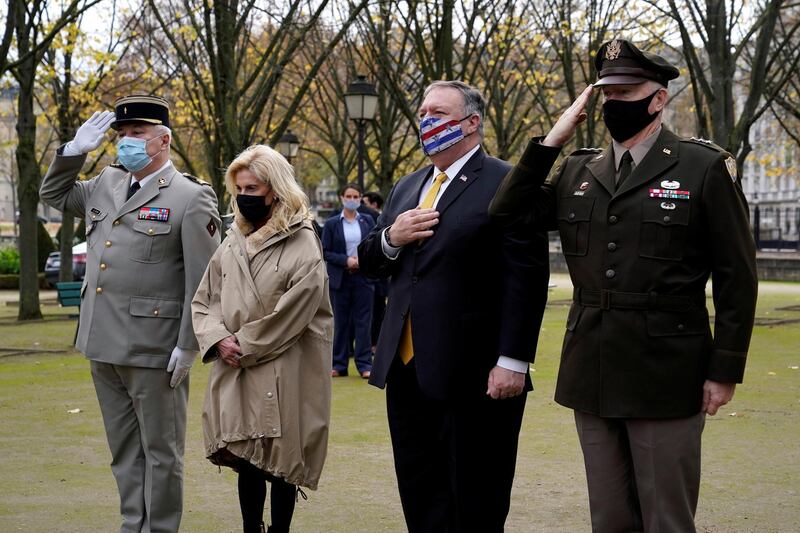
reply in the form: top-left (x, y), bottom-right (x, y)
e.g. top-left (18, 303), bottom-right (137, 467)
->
top-left (225, 144), bottom-right (312, 233)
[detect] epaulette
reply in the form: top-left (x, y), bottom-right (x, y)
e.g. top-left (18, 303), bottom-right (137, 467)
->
top-left (109, 163), bottom-right (126, 170)
top-left (683, 136), bottom-right (727, 153)
top-left (183, 173), bottom-right (210, 186)
top-left (569, 147), bottom-right (603, 156)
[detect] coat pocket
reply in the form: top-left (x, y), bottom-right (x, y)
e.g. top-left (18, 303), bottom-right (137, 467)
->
top-left (128, 296), bottom-right (182, 355)
top-left (86, 209), bottom-right (108, 249)
top-left (130, 220), bottom-right (172, 263)
top-left (557, 197), bottom-right (594, 256)
top-left (639, 199), bottom-right (690, 260)
top-left (645, 307), bottom-right (708, 337)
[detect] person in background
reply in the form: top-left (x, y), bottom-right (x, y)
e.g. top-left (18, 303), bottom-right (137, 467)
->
top-left (362, 191), bottom-right (388, 352)
top-left (490, 39), bottom-right (758, 531)
top-left (40, 95), bottom-right (220, 533)
top-left (192, 144), bottom-right (332, 533)
top-left (322, 183), bottom-right (375, 378)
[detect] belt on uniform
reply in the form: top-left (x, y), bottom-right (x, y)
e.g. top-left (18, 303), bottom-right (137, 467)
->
top-left (574, 288), bottom-right (704, 312)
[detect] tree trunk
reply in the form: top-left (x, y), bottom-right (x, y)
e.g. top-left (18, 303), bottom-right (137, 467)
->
top-left (15, 44), bottom-right (43, 320)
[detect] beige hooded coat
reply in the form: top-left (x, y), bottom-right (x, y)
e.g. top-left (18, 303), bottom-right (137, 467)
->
top-left (192, 212), bottom-right (332, 489)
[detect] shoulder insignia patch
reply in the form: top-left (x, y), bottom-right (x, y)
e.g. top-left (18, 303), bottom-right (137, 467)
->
top-left (206, 217), bottom-right (217, 237)
top-left (724, 156), bottom-right (738, 182)
top-left (183, 173), bottom-right (209, 186)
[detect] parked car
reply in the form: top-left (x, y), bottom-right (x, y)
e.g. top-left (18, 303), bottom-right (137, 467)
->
top-left (44, 241), bottom-right (87, 288)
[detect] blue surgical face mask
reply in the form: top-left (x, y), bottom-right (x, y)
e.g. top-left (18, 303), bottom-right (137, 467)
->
top-left (342, 199), bottom-right (361, 211)
top-left (117, 136), bottom-right (159, 172)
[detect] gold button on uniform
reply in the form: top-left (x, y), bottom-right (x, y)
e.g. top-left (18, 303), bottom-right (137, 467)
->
top-left (100, 263), bottom-right (107, 270)
top-left (96, 287), bottom-right (103, 294)
top-left (113, 220), bottom-right (120, 226)
top-left (147, 228), bottom-right (154, 235)
top-left (105, 240), bottom-right (112, 247)
top-left (153, 309), bottom-right (159, 316)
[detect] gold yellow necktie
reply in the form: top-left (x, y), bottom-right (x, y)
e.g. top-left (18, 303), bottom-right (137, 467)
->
top-left (398, 172), bottom-right (448, 364)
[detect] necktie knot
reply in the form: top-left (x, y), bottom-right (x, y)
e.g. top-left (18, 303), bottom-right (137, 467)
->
top-left (617, 151), bottom-right (633, 190)
top-left (127, 181), bottom-right (141, 200)
top-left (420, 172), bottom-right (448, 210)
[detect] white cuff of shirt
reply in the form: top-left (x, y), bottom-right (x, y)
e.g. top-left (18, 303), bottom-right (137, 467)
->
top-left (62, 141), bottom-right (82, 157)
top-left (496, 356), bottom-right (529, 374)
top-left (381, 227), bottom-right (402, 260)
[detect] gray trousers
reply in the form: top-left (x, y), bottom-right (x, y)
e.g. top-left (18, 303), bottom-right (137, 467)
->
top-left (574, 410), bottom-right (705, 533)
top-left (91, 361), bottom-right (188, 533)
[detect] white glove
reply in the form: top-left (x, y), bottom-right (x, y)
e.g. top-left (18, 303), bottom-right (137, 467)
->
top-left (63, 110), bottom-right (116, 156)
top-left (167, 347), bottom-right (198, 388)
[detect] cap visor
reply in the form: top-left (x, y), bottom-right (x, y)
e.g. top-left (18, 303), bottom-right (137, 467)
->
top-left (594, 75), bottom-right (648, 86)
top-left (110, 118), bottom-right (164, 130)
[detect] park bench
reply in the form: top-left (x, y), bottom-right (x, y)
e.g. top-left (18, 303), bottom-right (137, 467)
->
top-left (55, 281), bottom-right (82, 345)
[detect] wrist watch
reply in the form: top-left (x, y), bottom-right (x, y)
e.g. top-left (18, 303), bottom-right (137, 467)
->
top-left (385, 225), bottom-right (395, 247)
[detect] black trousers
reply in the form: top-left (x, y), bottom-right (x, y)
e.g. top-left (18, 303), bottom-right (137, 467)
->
top-left (386, 359), bottom-right (527, 533)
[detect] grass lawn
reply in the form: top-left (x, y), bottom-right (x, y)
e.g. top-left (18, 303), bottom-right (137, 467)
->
top-left (0, 277), bottom-right (798, 532)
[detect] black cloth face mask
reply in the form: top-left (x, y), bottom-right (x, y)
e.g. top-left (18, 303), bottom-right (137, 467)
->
top-left (602, 90), bottom-right (661, 143)
top-left (236, 194), bottom-right (272, 223)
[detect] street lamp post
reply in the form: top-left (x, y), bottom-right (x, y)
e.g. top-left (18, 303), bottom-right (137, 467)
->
top-left (345, 75), bottom-right (378, 191)
top-left (276, 129), bottom-right (301, 165)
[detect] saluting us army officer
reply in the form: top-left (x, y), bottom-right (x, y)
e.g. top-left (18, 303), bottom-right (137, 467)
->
top-left (490, 40), bottom-right (757, 531)
top-left (40, 95), bottom-right (221, 533)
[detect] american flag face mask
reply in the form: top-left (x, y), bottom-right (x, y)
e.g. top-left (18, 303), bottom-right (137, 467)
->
top-left (419, 114), bottom-right (472, 156)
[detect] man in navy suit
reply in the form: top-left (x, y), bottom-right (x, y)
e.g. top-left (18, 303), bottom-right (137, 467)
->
top-left (322, 183), bottom-right (376, 378)
top-left (358, 81), bottom-right (549, 532)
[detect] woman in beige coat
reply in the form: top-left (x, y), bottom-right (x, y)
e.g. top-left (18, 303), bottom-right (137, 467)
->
top-left (192, 144), bottom-right (332, 533)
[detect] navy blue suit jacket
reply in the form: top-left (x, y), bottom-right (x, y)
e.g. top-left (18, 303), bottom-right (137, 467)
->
top-left (322, 212), bottom-right (375, 291)
top-left (358, 148), bottom-right (549, 400)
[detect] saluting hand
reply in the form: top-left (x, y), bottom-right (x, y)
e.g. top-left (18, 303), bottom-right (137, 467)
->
top-left (216, 335), bottom-right (242, 369)
top-left (543, 85), bottom-right (595, 148)
top-left (69, 110), bottom-right (116, 154)
top-left (388, 208), bottom-right (440, 247)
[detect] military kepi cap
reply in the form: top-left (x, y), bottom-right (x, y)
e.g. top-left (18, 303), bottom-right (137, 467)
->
top-left (594, 39), bottom-right (679, 87)
top-left (111, 95), bottom-right (170, 129)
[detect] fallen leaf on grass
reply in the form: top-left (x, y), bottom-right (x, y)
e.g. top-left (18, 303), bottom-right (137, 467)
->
top-left (729, 412), bottom-right (737, 417)
top-left (67, 408), bottom-right (81, 414)
top-left (768, 372), bottom-right (777, 376)
top-left (789, 366), bottom-right (799, 370)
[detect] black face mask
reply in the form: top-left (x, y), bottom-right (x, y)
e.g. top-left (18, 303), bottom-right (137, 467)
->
top-left (236, 194), bottom-right (272, 223)
top-left (602, 90), bottom-right (661, 142)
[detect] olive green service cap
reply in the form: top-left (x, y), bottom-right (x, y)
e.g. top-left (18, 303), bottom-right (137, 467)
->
top-left (111, 95), bottom-right (170, 129)
top-left (594, 39), bottom-right (680, 87)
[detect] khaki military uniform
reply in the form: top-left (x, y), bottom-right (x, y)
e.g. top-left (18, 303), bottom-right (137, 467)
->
top-left (41, 150), bottom-right (220, 532)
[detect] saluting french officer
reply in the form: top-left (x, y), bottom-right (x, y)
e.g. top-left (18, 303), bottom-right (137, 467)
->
top-left (490, 40), bottom-right (757, 531)
top-left (40, 95), bottom-right (221, 533)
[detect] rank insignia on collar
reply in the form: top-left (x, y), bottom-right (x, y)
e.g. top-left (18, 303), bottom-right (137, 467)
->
top-left (579, 181), bottom-right (590, 190)
top-left (138, 207), bottom-right (170, 222)
top-left (594, 154), bottom-right (604, 160)
top-left (459, 175), bottom-right (468, 182)
top-left (724, 156), bottom-right (738, 182)
top-left (661, 180), bottom-right (680, 189)
top-left (662, 148), bottom-right (672, 155)
top-left (158, 177), bottom-right (167, 185)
